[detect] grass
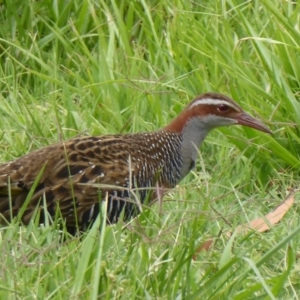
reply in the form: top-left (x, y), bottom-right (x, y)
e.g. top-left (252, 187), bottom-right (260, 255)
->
top-left (0, 0), bottom-right (300, 298)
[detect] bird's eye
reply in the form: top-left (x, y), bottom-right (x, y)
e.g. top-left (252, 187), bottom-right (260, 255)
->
top-left (217, 104), bottom-right (229, 112)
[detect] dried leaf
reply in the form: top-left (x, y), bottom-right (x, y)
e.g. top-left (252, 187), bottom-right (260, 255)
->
top-left (192, 239), bottom-right (213, 260)
top-left (192, 192), bottom-right (295, 260)
top-left (228, 192), bottom-right (294, 236)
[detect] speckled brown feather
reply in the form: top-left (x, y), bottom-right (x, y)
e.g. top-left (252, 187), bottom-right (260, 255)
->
top-left (0, 132), bottom-right (183, 231)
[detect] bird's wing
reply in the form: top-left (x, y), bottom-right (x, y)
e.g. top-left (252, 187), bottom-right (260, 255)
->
top-left (0, 131), bottom-right (180, 230)
top-left (0, 135), bottom-right (145, 228)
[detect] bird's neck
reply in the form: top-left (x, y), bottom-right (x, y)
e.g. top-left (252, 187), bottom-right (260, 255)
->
top-left (179, 117), bottom-right (211, 178)
top-left (165, 115), bottom-right (212, 180)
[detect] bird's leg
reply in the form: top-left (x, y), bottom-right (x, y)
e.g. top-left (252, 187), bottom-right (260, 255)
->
top-left (155, 182), bottom-right (165, 215)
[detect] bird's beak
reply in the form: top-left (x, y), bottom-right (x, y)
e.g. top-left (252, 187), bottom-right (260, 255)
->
top-left (236, 112), bottom-right (272, 134)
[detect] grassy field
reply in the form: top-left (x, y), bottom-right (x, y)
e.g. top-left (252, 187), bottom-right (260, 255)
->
top-left (0, 0), bottom-right (300, 299)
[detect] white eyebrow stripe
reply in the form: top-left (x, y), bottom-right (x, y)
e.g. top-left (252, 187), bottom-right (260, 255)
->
top-left (190, 98), bottom-right (239, 110)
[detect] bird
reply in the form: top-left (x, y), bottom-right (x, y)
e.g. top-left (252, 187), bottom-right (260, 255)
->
top-left (0, 92), bottom-right (271, 233)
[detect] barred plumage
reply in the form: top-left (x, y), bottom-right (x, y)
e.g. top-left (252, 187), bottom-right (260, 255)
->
top-left (0, 92), bottom-right (271, 232)
top-left (0, 131), bottom-right (183, 231)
